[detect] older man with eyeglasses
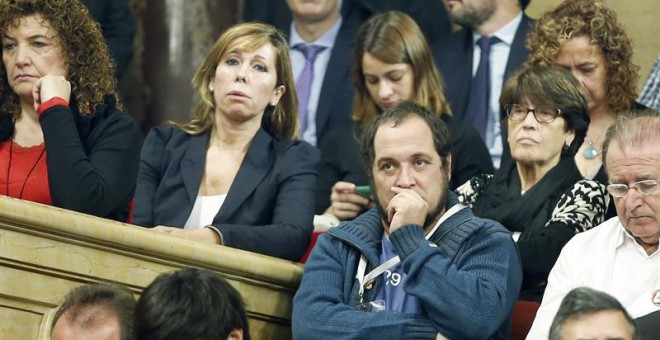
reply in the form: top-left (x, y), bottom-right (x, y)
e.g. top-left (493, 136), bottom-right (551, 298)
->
top-left (527, 109), bottom-right (660, 340)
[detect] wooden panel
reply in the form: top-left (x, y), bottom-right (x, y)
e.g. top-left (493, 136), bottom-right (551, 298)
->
top-left (0, 296), bottom-right (47, 340)
top-left (0, 196), bottom-right (303, 339)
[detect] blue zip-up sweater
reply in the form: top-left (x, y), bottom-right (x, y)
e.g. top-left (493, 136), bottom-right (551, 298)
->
top-left (293, 192), bottom-right (522, 339)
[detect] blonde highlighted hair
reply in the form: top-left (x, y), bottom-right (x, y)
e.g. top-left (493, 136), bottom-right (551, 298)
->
top-left (178, 22), bottom-right (298, 140)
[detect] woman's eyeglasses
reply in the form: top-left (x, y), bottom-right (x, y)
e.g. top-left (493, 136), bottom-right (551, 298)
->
top-left (607, 180), bottom-right (660, 198)
top-left (504, 104), bottom-right (562, 123)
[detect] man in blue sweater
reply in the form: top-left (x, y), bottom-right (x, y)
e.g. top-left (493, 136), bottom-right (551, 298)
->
top-left (293, 101), bottom-right (522, 339)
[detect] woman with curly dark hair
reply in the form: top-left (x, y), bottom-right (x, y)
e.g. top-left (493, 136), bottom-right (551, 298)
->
top-left (0, 0), bottom-right (142, 221)
top-left (527, 0), bottom-right (639, 184)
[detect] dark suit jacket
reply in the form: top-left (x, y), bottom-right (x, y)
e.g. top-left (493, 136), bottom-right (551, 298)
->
top-left (133, 126), bottom-right (320, 261)
top-left (243, 0), bottom-right (451, 45)
top-left (81, 0), bottom-right (136, 79)
top-left (283, 15), bottom-right (363, 147)
top-left (432, 15), bottom-right (534, 161)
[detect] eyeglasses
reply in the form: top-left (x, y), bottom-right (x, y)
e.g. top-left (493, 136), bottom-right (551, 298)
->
top-left (606, 180), bottom-right (660, 198)
top-left (504, 104), bottom-right (562, 123)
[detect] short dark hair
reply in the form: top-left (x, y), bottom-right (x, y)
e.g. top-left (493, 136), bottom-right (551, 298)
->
top-left (500, 65), bottom-right (590, 158)
top-left (52, 283), bottom-right (136, 340)
top-left (134, 267), bottom-right (250, 340)
top-left (359, 101), bottom-right (451, 175)
top-left (549, 287), bottom-right (639, 340)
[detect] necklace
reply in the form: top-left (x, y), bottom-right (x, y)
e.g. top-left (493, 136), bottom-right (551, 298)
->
top-left (5, 139), bottom-right (46, 199)
top-left (582, 126), bottom-right (610, 160)
top-left (582, 140), bottom-right (599, 159)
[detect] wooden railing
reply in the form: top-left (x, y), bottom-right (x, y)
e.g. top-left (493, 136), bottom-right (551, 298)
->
top-left (0, 196), bottom-right (303, 339)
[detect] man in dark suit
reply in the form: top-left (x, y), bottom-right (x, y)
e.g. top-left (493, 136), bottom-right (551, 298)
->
top-left (81, 0), bottom-right (136, 80)
top-left (433, 0), bottom-right (533, 168)
top-left (281, 0), bottom-right (365, 148)
top-left (244, 0), bottom-right (452, 58)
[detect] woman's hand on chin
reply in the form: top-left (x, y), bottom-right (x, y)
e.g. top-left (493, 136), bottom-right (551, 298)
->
top-left (32, 74), bottom-right (70, 110)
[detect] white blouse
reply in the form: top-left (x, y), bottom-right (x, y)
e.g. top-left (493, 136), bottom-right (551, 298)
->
top-left (183, 195), bottom-right (227, 230)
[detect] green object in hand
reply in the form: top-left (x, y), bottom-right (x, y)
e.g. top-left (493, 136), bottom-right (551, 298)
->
top-left (355, 185), bottom-right (372, 198)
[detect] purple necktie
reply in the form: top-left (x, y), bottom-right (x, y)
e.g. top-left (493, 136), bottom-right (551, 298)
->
top-left (294, 44), bottom-right (326, 137)
top-left (466, 36), bottom-right (501, 141)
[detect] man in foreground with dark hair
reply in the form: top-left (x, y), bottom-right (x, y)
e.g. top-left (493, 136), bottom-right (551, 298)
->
top-left (134, 267), bottom-right (249, 340)
top-left (549, 287), bottom-right (639, 340)
top-left (293, 101), bottom-right (522, 339)
top-left (51, 283), bottom-right (136, 340)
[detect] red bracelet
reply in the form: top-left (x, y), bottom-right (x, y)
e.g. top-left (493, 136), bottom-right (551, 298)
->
top-left (37, 97), bottom-right (69, 117)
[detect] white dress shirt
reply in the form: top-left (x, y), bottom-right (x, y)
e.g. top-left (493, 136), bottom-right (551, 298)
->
top-left (526, 216), bottom-right (660, 340)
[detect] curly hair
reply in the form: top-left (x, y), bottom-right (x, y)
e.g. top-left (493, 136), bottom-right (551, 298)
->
top-left (182, 22), bottom-right (298, 140)
top-left (526, 0), bottom-right (638, 114)
top-left (0, 0), bottom-right (119, 117)
top-left (352, 11), bottom-right (452, 126)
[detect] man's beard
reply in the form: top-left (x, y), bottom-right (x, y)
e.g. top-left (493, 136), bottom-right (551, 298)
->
top-left (374, 174), bottom-right (449, 233)
top-left (449, 1), bottom-right (496, 29)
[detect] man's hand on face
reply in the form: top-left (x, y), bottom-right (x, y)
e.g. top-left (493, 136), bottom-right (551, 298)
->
top-left (386, 187), bottom-right (428, 234)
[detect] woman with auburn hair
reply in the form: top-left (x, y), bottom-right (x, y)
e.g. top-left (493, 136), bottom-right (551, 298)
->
top-left (0, 0), bottom-right (141, 221)
top-left (316, 11), bottom-right (493, 222)
top-left (527, 0), bottom-right (639, 183)
top-left (133, 22), bottom-right (319, 261)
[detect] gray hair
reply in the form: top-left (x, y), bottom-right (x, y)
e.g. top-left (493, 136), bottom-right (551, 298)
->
top-left (602, 109), bottom-right (660, 169)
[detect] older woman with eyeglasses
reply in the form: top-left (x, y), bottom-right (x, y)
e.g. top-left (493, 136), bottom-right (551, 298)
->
top-left (456, 65), bottom-right (608, 302)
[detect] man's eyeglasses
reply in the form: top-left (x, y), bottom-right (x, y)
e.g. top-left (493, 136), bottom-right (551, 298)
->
top-left (606, 180), bottom-right (660, 198)
top-left (504, 104), bottom-right (562, 123)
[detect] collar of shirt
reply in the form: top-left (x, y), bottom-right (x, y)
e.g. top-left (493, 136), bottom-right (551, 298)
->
top-left (615, 221), bottom-right (660, 257)
top-left (471, 11), bottom-right (523, 47)
top-left (289, 16), bottom-right (343, 50)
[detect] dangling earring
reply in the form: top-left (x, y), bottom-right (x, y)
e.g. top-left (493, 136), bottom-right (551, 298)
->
top-left (209, 84), bottom-right (214, 92)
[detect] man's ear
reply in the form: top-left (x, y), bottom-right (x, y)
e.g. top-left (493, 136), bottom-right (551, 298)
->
top-left (227, 328), bottom-right (243, 340)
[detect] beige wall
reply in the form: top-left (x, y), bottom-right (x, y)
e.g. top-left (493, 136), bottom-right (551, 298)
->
top-left (527, 0), bottom-right (660, 92)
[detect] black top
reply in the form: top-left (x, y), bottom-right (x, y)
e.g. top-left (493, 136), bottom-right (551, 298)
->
top-left (0, 96), bottom-right (142, 222)
top-left (457, 158), bottom-right (608, 301)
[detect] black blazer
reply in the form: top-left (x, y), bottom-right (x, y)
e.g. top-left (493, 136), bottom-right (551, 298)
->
top-left (432, 15), bottom-right (534, 161)
top-left (133, 126), bottom-right (320, 261)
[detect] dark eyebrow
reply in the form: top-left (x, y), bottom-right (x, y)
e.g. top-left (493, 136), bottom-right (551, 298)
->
top-left (410, 152), bottom-right (433, 159)
top-left (3, 33), bottom-right (52, 41)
